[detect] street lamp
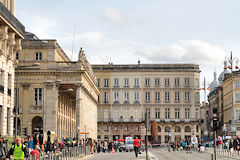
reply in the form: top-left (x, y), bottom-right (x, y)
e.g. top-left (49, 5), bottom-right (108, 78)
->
top-left (15, 63), bottom-right (40, 138)
top-left (227, 52), bottom-right (239, 136)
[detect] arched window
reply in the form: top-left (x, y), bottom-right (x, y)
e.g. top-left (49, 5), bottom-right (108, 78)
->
top-left (158, 126), bottom-right (161, 132)
top-left (165, 126), bottom-right (171, 132)
top-left (32, 116), bottom-right (43, 134)
top-left (175, 126), bottom-right (181, 132)
top-left (185, 126), bottom-right (191, 132)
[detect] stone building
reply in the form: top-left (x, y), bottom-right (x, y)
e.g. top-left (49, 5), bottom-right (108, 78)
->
top-left (0, 0), bottom-right (25, 136)
top-left (92, 63), bottom-right (201, 142)
top-left (16, 34), bottom-right (99, 139)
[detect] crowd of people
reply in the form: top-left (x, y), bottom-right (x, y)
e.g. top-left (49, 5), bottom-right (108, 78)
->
top-left (0, 136), bottom-right (93, 160)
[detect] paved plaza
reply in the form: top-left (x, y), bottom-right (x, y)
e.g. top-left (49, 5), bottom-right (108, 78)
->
top-left (82, 149), bottom-right (237, 160)
top-left (150, 149), bottom-right (236, 160)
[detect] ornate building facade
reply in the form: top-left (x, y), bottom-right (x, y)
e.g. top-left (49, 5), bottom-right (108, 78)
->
top-left (16, 33), bottom-right (99, 139)
top-left (92, 63), bottom-right (201, 142)
top-left (0, 0), bottom-right (25, 136)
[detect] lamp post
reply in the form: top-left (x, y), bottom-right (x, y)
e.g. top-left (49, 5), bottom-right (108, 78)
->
top-left (227, 52), bottom-right (239, 136)
top-left (15, 63), bottom-right (40, 138)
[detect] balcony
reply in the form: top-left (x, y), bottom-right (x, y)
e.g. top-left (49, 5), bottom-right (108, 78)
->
top-left (0, 2), bottom-right (25, 35)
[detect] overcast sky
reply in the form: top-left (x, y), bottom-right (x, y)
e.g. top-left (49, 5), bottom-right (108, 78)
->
top-left (16, 0), bottom-right (240, 102)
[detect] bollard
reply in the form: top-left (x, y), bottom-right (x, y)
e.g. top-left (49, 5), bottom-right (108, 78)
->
top-left (211, 153), bottom-right (214, 160)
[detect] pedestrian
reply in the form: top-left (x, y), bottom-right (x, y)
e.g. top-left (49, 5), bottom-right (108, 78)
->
top-left (30, 145), bottom-right (39, 160)
top-left (0, 138), bottom-right (7, 159)
top-left (186, 137), bottom-right (191, 153)
top-left (6, 137), bottom-right (28, 160)
top-left (133, 137), bottom-right (141, 157)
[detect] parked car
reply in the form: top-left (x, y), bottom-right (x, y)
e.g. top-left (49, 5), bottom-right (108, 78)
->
top-left (125, 140), bottom-right (134, 152)
top-left (118, 143), bottom-right (126, 152)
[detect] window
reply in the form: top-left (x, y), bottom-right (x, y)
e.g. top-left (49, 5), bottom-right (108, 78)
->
top-left (104, 126), bottom-right (109, 132)
top-left (113, 108), bottom-right (119, 119)
top-left (104, 79), bottom-right (109, 88)
top-left (165, 78), bottom-right (170, 86)
top-left (145, 92), bottom-right (150, 102)
top-left (146, 108), bottom-right (150, 119)
top-left (195, 79), bottom-right (199, 87)
top-left (185, 126), bottom-right (191, 132)
top-left (195, 108), bottom-right (199, 119)
top-left (165, 108), bottom-right (170, 119)
top-left (136, 126), bottom-right (140, 132)
top-left (124, 108), bottom-right (130, 119)
top-left (16, 52), bottom-right (19, 60)
top-left (114, 92), bottom-right (119, 102)
top-left (124, 78), bottom-right (129, 87)
top-left (175, 108), bottom-right (180, 119)
top-left (174, 92), bottom-right (180, 102)
top-left (134, 92), bottom-right (139, 102)
top-left (175, 126), bottom-right (181, 132)
top-left (195, 92), bottom-right (200, 103)
top-left (185, 92), bottom-right (190, 101)
top-left (158, 126), bottom-right (161, 132)
top-left (236, 81), bottom-right (240, 88)
top-left (35, 52), bottom-right (42, 60)
top-left (185, 78), bottom-right (190, 86)
top-left (7, 107), bottom-right (9, 134)
top-left (185, 108), bottom-right (190, 119)
top-left (124, 92), bottom-right (129, 102)
top-left (133, 108), bottom-right (139, 119)
top-left (155, 108), bottom-right (160, 119)
top-left (34, 88), bottom-right (42, 106)
top-left (97, 79), bottom-right (100, 87)
top-left (104, 92), bottom-right (109, 103)
top-left (104, 108), bottom-right (109, 120)
top-left (174, 78), bottom-right (180, 86)
top-left (196, 125), bottom-right (199, 132)
top-left (97, 96), bottom-right (100, 103)
top-left (165, 92), bottom-right (170, 102)
top-left (236, 93), bottom-right (240, 102)
top-left (134, 78), bottom-right (139, 87)
top-left (114, 126), bottom-right (118, 131)
top-left (114, 78), bottom-right (119, 87)
top-left (155, 92), bottom-right (160, 102)
top-left (165, 126), bottom-right (171, 132)
top-left (236, 110), bottom-right (240, 120)
top-left (125, 126), bottom-right (129, 131)
top-left (145, 78), bottom-right (150, 86)
top-left (14, 88), bottom-right (19, 107)
top-left (155, 78), bottom-right (160, 86)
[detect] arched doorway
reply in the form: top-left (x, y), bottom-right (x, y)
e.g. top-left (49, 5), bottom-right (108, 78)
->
top-left (32, 116), bottom-right (43, 134)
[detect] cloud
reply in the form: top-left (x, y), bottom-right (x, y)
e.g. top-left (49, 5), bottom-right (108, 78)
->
top-left (134, 40), bottom-right (225, 66)
top-left (103, 7), bottom-right (125, 25)
top-left (81, 32), bottom-right (104, 44)
top-left (27, 16), bottom-right (56, 38)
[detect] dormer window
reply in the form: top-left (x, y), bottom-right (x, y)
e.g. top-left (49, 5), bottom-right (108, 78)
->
top-left (36, 52), bottom-right (42, 61)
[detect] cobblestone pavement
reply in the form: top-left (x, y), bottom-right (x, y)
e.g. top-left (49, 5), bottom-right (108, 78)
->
top-left (82, 151), bottom-right (146, 160)
top-left (150, 149), bottom-right (237, 160)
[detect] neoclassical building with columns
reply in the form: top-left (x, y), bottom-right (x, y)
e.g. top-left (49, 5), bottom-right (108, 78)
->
top-left (0, 0), bottom-right (25, 136)
top-left (16, 33), bottom-right (99, 139)
top-left (92, 63), bottom-right (202, 143)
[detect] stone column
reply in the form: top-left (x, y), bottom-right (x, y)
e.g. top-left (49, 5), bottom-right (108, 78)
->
top-left (44, 82), bottom-right (58, 135)
top-left (76, 83), bottom-right (83, 136)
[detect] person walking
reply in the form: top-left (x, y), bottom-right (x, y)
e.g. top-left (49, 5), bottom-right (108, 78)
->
top-left (30, 145), bottom-right (39, 160)
top-left (6, 137), bottom-right (28, 160)
top-left (133, 137), bottom-right (141, 158)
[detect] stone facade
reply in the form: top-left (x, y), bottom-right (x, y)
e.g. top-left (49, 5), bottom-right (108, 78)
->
top-left (0, 0), bottom-right (24, 136)
top-left (92, 63), bottom-right (201, 142)
top-left (16, 35), bottom-right (99, 139)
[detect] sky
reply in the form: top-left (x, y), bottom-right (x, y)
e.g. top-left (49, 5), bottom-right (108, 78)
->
top-left (15, 0), bottom-right (240, 102)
